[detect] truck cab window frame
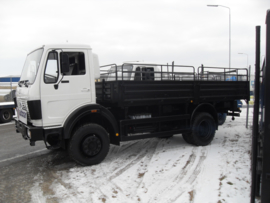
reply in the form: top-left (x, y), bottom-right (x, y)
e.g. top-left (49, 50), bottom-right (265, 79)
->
top-left (44, 51), bottom-right (59, 84)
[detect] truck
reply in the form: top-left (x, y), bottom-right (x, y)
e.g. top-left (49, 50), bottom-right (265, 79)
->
top-left (14, 44), bottom-right (250, 165)
top-left (0, 76), bottom-right (19, 123)
top-left (0, 102), bottom-right (15, 123)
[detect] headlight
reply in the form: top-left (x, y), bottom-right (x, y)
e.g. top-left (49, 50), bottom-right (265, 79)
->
top-left (27, 128), bottom-right (31, 139)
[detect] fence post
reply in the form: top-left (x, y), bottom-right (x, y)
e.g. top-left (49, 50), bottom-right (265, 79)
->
top-left (246, 65), bottom-right (251, 128)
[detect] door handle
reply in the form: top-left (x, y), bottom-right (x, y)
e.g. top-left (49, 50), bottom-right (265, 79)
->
top-left (81, 88), bottom-right (90, 92)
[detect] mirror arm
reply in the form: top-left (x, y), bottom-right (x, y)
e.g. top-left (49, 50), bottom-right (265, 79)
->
top-left (54, 74), bottom-right (65, 90)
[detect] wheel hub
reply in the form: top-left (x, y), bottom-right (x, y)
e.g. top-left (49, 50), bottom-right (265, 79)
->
top-left (3, 111), bottom-right (10, 120)
top-left (82, 135), bottom-right (102, 157)
top-left (198, 121), bottom-right (211, 139)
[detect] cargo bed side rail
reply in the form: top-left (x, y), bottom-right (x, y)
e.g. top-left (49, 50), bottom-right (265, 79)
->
top-left (197, 66), bottom-right (249, 81)
top-left (100, 63), bottom-right (249, 82)
top-left (99, 62), bottom-right (196, 81)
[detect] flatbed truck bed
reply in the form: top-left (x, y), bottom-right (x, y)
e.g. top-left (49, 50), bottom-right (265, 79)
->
top-left (95, 63), bottom-right (249, 143)
top-left (96, 80), bottom-right (249, 107)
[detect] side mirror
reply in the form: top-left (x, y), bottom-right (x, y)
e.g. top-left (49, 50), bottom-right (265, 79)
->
top-left (61, 53), bottom-right (70, 73)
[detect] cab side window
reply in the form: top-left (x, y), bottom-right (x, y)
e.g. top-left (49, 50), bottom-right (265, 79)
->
top-left (60, 52), bottom-right (86, 75)
top-left (142, 67), bottom-right (154, 81)
top-left (44, 52), bottom-right (59, 83)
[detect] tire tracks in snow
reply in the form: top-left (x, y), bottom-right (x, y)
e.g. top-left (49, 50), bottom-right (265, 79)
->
top-left (38, 139), bottom-right (160, 202)
top-left (107, 139), bottom-right (159, 181)
top-left (82, 139), bottom-right (161, 201)
top-left (170, 148), bottom-right (207, 203)
top-left (29, 137), bottom-right (207, 202)
top-left (146, 146), bottom-right (207, 203)
top-left (131, 139), bottom-right (162, 197)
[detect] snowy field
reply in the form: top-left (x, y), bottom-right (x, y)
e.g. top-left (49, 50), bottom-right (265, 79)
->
top-left (30, 108), bottom-right (253, 203)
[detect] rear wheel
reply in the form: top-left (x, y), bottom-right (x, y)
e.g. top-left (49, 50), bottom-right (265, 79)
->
top-left (0, 109), bottom-right (13, 123)
top-left (182, 133), bottom-right (193, 144)
top-left (69, 124), bottom-right (110, 166)
top-left (189, 113), bottom-right (216, 146)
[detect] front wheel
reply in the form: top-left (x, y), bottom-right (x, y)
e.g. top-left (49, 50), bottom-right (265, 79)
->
top-left (69, 124), bottom-right (110, 166)
top-left (189, 113), bottom-right (216, 146)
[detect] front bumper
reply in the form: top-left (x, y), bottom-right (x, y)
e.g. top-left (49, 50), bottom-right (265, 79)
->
top-left (15, 119), bottom-right (44, 144)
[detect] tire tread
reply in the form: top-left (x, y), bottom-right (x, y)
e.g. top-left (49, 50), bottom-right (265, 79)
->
top-left (188, 112), bottom-right (216, 146)
top-left (69, 123), bottom-right (110, 166)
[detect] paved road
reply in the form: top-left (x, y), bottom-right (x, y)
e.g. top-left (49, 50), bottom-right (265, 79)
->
top-left (0, 121), bottom-right (49, 167)
top-left (0, 121), bottom-right (73, 203)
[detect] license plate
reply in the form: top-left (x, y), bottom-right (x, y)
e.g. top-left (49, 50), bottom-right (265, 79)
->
top-left (18, 108), bottom-right (27, 124)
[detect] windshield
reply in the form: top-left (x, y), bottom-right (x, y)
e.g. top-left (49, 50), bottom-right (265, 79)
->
top-left (20, 48), bottom-right (44, 85)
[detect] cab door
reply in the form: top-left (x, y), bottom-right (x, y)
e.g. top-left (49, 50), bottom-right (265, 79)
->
top-left (41, 49), bottom-right (92, 127)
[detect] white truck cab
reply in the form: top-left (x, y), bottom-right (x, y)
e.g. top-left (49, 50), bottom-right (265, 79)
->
top-left (16, 44), bottom-right (100, 127)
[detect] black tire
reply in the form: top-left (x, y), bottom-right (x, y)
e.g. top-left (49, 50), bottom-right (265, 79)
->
top-left (0, 109), bottom-right (13, 123)
top-left (189, 113), bottom-right (216, 146)
top-left (182, 133), bottom-right (193, 144)
top-left (47, 134), bottom-right (61, 148)
top-left (218, 113), bottom-right (227, 125)
top-left (69, 124), bottom-right (110, 166)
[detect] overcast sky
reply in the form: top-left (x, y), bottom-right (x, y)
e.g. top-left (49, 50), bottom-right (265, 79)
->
top-left (0, 0), bottom-right (269, 77)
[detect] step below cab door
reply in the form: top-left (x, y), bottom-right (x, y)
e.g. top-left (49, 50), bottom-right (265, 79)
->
top-left (41, 49), bottom-right (92, 127)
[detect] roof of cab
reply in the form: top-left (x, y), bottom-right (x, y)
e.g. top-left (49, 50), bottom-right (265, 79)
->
top-left (43, 44), bottom-right (91, 49)
top-left (28, 44), bottom-right (92, 55)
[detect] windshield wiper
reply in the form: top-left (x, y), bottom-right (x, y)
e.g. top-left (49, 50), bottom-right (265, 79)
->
top-left (24, 80), bottom-right (29, 87)
top-left (18, 81), bottom-right (24, 87)
top-left (18, 80), bottom-right (29, 87)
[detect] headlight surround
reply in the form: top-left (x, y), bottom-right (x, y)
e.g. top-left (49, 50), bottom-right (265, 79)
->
top-left (27, 128), bottom-right (31, 139)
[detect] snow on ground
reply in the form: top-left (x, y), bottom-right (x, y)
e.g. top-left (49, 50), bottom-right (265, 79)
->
top-left (30, 108), bottom-right (253, 203)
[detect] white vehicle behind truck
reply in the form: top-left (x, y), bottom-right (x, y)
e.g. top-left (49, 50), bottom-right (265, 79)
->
top-left (0, 102), bottom-right (15, 123)
top-left (0, 76), bottom-right (18, 123)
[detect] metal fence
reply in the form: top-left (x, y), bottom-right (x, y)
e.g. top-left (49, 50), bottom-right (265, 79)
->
top-left (99, 62), bottom-right (248, 82)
